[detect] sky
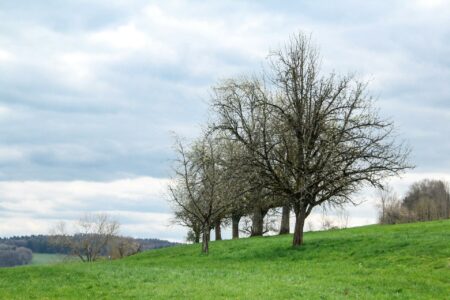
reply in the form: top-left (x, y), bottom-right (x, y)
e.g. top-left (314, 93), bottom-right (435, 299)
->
top-left (0, 0), bottom-right (449, 241)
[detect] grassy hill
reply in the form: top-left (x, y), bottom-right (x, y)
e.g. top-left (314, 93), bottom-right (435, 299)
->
top-left (0, 220), bottom-right (449, 299)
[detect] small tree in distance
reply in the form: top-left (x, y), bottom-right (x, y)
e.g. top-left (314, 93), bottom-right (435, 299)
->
top-left (109, 236), bottom-right (141, 259)
top-left (51, 213), bottom-right (120, 262)
top-left (377, 184), bottom-right (402, 224)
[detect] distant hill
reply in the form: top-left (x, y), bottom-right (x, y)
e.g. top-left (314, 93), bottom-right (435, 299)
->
top-left (0, 235), bottom-right (178, 254)
top-left (0, 220), bottom-right (449, 299)
top-left (134, 238), bottom-right (179, 251)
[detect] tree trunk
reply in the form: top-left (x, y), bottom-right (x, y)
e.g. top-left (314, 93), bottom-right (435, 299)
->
top-left (293, 203), bottom-right (307, 247)
top-left (279, 205), bottom-right (290, 235)
top-left (194, 230), bottom-right (200, 244)
top-left (215, 220), bottom-right (222, 241)
top-left (251, 206), bottom-right (268, 236)
top-left (201, 225), bottom-right (210, 254)
top-left (446, 193), bottom-right (450, 219)
top-left (232, 214), bottom-right (241, 239)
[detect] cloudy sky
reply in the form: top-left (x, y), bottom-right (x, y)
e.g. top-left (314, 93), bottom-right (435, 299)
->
top-left (0, 0), bottom-right (449, 241)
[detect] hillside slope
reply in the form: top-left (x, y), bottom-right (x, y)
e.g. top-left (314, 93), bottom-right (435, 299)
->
top-left (0, 220), bottom-right (449, 299)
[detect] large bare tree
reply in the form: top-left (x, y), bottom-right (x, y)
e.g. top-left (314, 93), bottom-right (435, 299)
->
top-left (213, 33), bottom-right (412, 247)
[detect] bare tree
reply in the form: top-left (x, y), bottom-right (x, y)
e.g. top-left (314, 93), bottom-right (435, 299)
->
top-left (213, 32), bottom-right (411, 247)
top-left (377, 184), bottom-right (398, 223)
top-left (377, 179), bottom-right (450, 224)
top-left (240, 209), bottom-right (279, 236)
top-left (335, 208), bottom-right (349, 229)
top-left (219, 138), bottom-right (263, 239)
top-left (173, 205), bottom-right (202, 243)
top-left (249, 190), bottom-right (274, 236)
top-left (320, 208), bottom-right (336, 230)
top-left (306, 220), bottom-right (314, 232)
top-left (169, 135), bottom-right (237, 253)
top-left (109, 236), bottom-right (141, 259)
top-left (402, 179), bottom-right (450, 221)
top-left (51, 213), bottom-right (120, 262)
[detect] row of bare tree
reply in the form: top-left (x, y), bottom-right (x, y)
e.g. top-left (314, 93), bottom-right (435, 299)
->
top-left (378, 179), bottom-right (450, 224)
top-left (169, 33), bottom-right (412, 253)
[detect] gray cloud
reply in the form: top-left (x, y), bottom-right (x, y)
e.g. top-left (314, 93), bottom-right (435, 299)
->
top-left (1, 0), bottom-right (448, 181)
top-left (0, 0), bottom-right (449, 239)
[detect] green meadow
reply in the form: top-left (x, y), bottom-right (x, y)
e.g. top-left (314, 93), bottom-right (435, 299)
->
top-left (1, 220), bottom-right (449, 299)
top-left (31, 253), bottom-right (75, 266)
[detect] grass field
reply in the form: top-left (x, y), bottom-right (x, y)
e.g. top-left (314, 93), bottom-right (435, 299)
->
top-left (31, 253), bottom-right (72, 266)
top-left (0, 220), bottom-right (449, 299)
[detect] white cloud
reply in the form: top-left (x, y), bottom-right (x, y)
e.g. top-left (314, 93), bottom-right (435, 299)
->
top-left (0, 1), bottom-right (449, 239)
top-left (0, 106), bottom-right (12, 118)
top-left (0, 49), bottom-right (13, 63)
top-left (0, 177), bottom-right (182, 239)
top-left (1, 171), bottom-right (449, 240)
top-left (415, 0), bottom-right (447, 9)
top-left (90, 24), bottom-right (148, 50)
top-left (0, 147), bottom-right (25, 163)
top-left (0, 217), bottom-right (52, 237)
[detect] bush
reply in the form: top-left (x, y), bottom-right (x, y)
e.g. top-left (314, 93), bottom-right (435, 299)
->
top-left (108, 236), bottom-right (141, 259)
top-left (380, 202), bottom-right (413, 224)
top-left (0, 244), bottom-right (33, 267)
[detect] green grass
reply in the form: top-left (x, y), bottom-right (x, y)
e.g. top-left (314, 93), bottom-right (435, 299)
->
top-left (1, 220), bottom-right (449, 299)
top-left (31, 253), bottom-right (72, 266)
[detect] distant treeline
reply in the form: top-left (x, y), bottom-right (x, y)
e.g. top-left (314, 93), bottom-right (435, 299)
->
top-left (0, 235), bottom-right (177, 255)
top-left (134, 238), bottom-right (178, 251)
top-left (379, 179), bottom-right (450, 224)
top-left (0, 235), bottom-right (70, 254)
